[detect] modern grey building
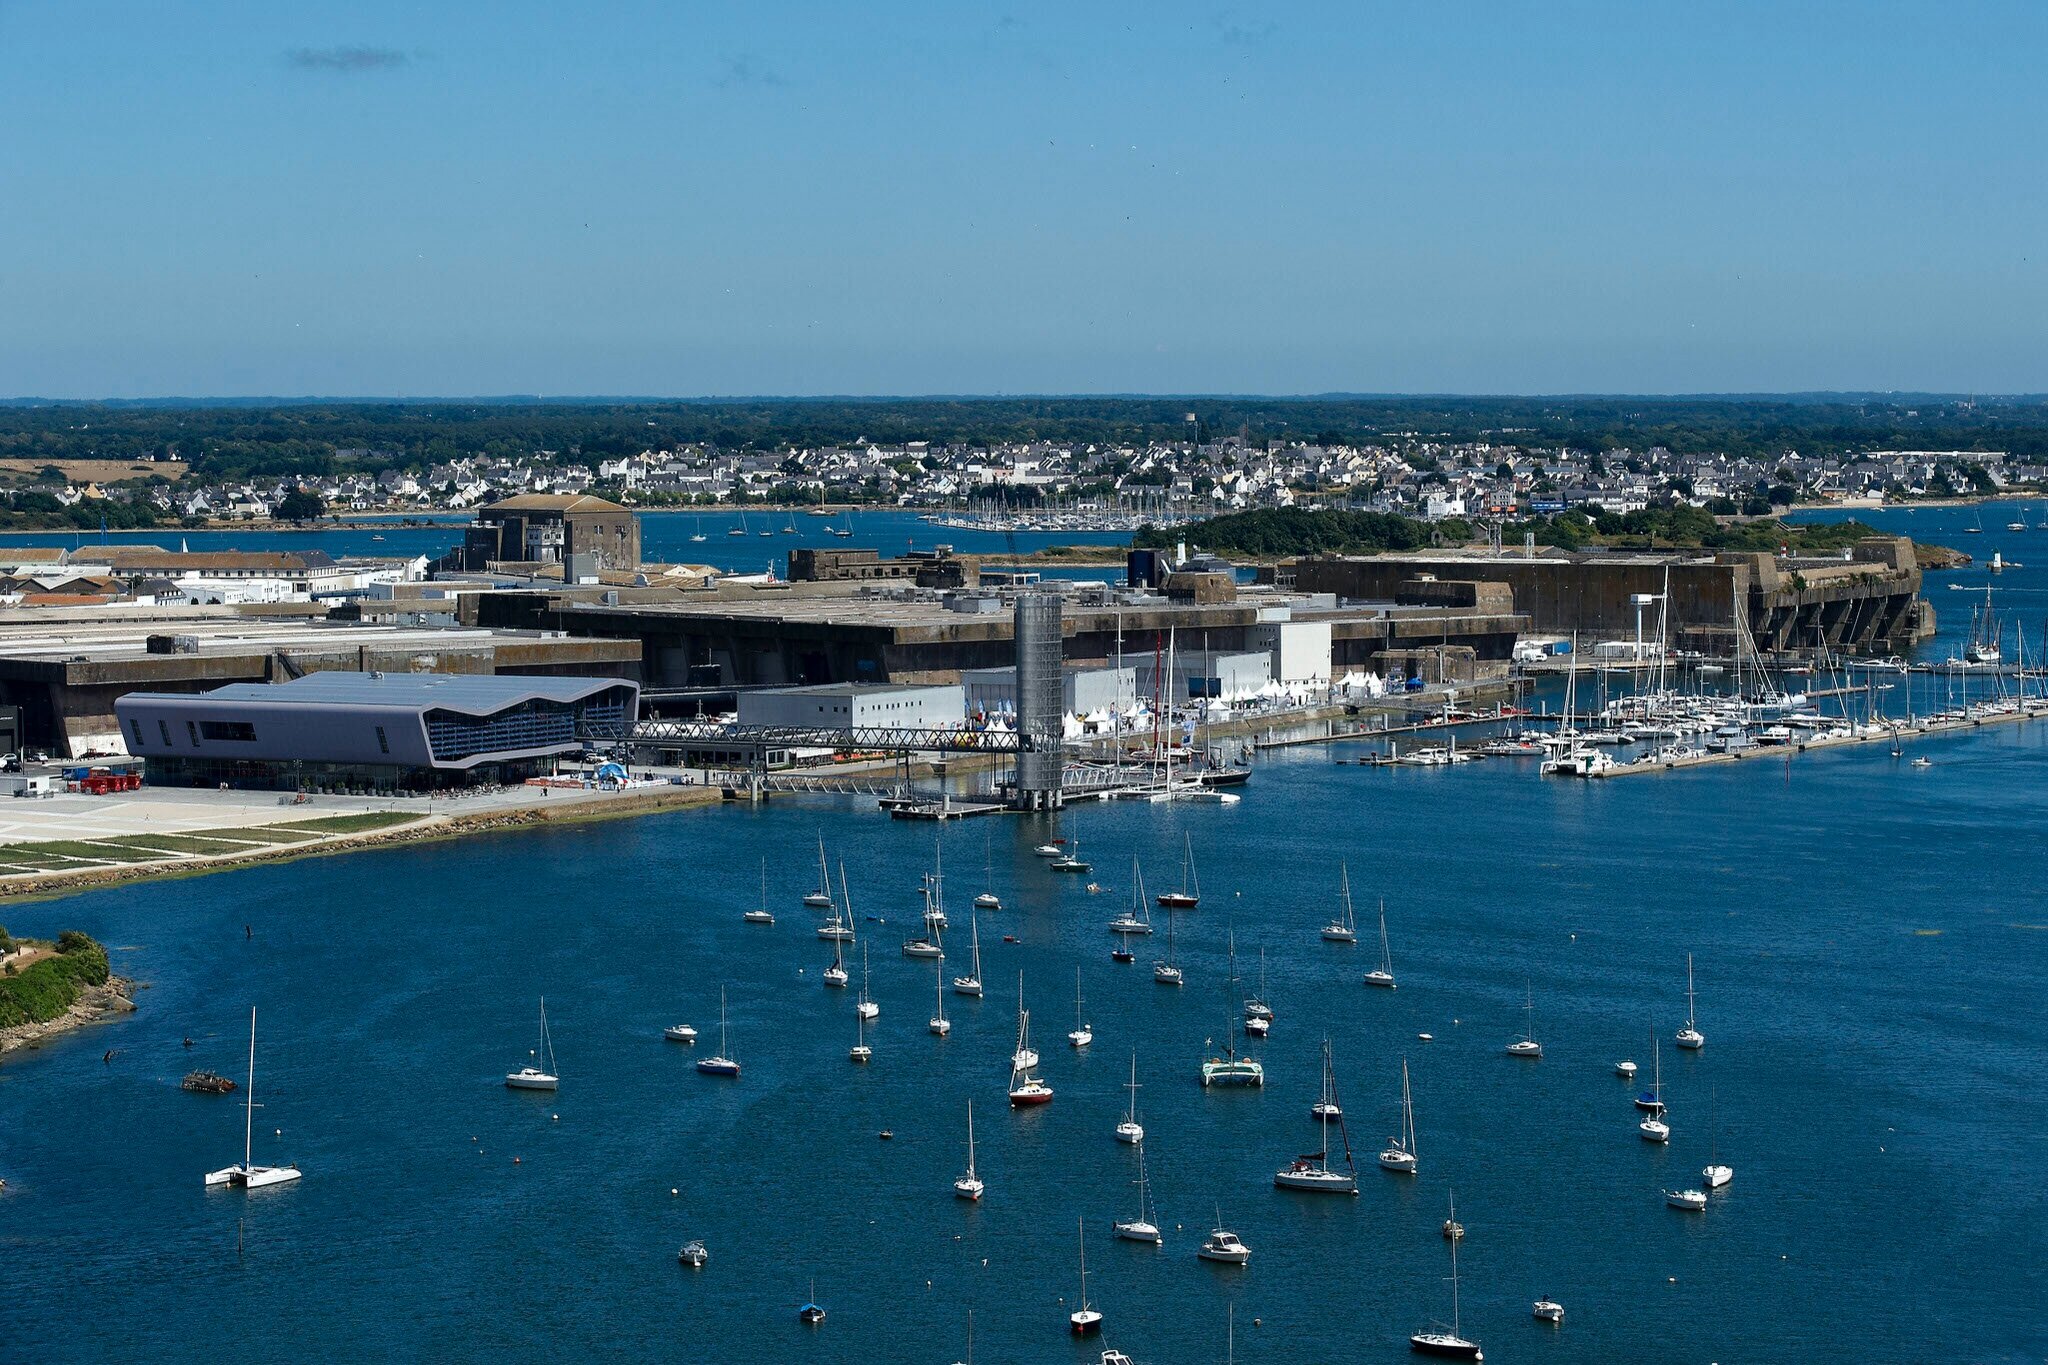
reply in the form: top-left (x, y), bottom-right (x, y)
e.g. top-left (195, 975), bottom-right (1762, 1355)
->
top-left (114, 672), bottom-right (638, 792)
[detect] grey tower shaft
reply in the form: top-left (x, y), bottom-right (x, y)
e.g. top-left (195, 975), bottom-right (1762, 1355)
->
top-left (1012, 591), bottom-right (1065, 810)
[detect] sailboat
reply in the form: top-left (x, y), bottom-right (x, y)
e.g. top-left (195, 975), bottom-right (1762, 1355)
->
top-left (1244, 946), bottom-right (1274, 1024)
top-left (1116, 1052), bottom-right (1145, 1144)
top-left (798, 1281), bottom-right (826, 1324)
top-left (974, 832), bottom-right (1002, 910)
top-left (1201, 934), bottom-right (1263, 1086)
top-left (1113, 1140), bottom-right (1162, 1244)
top-left (1274, 1039), bottom-right (1358, 1193)
top-left (952, 905), bottom-right (984, 996)
top-left (803, 836), bottom-right (835, 908)
top-left (1639, 1036), bottom-right (1671, 1142)
top-left (849, 991), bottom-right (873, 1063)
top-left (1321, 863), bottom-right (1359, 942)
top-left (1675, 953), bottom-right (1705, 1049)
top-left (1068, 1218), bottom-right (1103, 1335)
top-left (1068, 967), bottom-right (1093, 1047)
top-left (1008, 975), bottom-right (1053, 1106)
top-left (1109, 859), bottom-right (1155, 935)
top-left (1505, 981), bottom-right (1542, 1057)
top-left (696, 988), bottom-right (740, 1076)
top-left (204, 1007), bottom-right (302, 1190)
top-left (1153, 905), bottom-right (1183, 986)
top-left (1378, 1058), bottom-right (1418, 1173)
top-left (856, 943), bottom-right (880, 1021)
top-left (1703, 1086), bottom-right (1734, 1189)
top-left (1157, 832), bottom-right (1200, 908)
top-left (688, 515), bottom-right (707, 544)
top-left (904, 840), bottom-right (946, 957)
top-left (1051, 833), bottom-right (1092, 873)
top-left (1409, 1193), bottom-right (1482, 1359)
top-left (744, 856), bottom-right (776, 924)
top-left (505, 996), bottom-right (560, 1090)
top-left (821, 867), bottom-right (851, 986)
top-left (953, 1100), bottom-right (984, 1200)
top-left (930, 953), bottom-right (952, 1035)
top-left (727, 509), bottom-right (747, 536)
top-left (1365, 899), bottom-right (1397, 988)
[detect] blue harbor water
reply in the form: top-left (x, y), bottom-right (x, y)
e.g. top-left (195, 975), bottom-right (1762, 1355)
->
top-left (3, 723), bottom-right (2045, 1361)
top-left (0, 509), bottom-right (1135, 577)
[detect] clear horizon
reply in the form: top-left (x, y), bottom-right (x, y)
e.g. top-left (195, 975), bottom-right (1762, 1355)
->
top-left (5, 2), bottom-right (2045, 397)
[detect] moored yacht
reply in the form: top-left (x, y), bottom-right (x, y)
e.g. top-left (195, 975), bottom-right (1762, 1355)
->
top-left (1675, 953), bottom-right (1705, 1050)
top-left (1505, 982), bottom-right (1542, 1058)
top-left (1198, 1218), bottom-right (1251, 1264)
top-left (953, 1101), bottom-right (984, 1200)
top-left (505, 996), bottom-right (560, 1091)
top-left (1109, 859), bottom-right (1155, 935)
top-left (696, 988), bottom-right (740, 1076)
top-left (1322, 862), bottom-right (1360, 942)
top-left (1378, 1057), bottom-right (1418, 1173)
top-left (204, 1007), bottom-right (302, 1191)
top-left (1275, 1040), bottom-right (1358, 1193)
top-left (1365, 898), bottom-right (1397, 987)
top-left (1410, 1193), bottom-right (1482, 1360)
top-left (1116, 1052), bottom-right (1145, 1143)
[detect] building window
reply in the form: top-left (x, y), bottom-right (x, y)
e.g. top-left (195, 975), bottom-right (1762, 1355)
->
top-left (159, 720), bottom-right (172, 746)
top-left (199, 720), bottom-right (258, 742)
top-left (375, 725), bottom-right (389, 754)
top-left (130, 719), bottom-right (145, 747)
top-left (186, 721), bottom-right (199, 746)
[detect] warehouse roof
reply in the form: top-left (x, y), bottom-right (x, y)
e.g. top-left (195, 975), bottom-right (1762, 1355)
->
top-left (124, 671), bottom-right (634, 714)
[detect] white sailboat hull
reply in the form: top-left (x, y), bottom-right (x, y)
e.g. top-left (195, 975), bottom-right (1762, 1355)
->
top-left (505, 1069), bottom-right (558, 1091)
top-left (1273, 1167), bottom-right (1358, 1193)
top-left (206, 1163), bottom-right (301, 1190)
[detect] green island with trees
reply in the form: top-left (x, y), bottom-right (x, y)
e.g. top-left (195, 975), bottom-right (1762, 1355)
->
top-left (0, 929), bottom-right (111, 1029)
top-left (1137, 505), bottom-right (1931, 560)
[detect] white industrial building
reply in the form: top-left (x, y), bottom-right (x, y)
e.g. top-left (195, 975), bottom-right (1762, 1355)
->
top-left (1249, 619), bottom-right (1333, 685)
top-left (961, 664), bottom-right (1134, 721)
top-left (737, 682), bottom-right (966, 731)
top-left (1135, 650), bottom-right (1274, 703)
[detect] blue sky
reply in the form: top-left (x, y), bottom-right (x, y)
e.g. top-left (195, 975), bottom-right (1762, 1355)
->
top-left (3, 1), bottom-right (2045, 397)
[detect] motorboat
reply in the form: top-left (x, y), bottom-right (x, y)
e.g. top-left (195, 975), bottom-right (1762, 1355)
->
top-left (1532, 1297), bottom-right (1563, 1324)
top-left (1665, 1187), bottom-right (1707, 1211)
top-left (663, 1023), bottom-right (697, 1043)
top-left (1198, 1224), bottom-right (1251, 1264)
top-left (505, 997), bottom-right (560, 1091)
top-left (678, 1240), bottom-right (709, 1268)
top-left (204, 1007), bottom-right (303, 1191)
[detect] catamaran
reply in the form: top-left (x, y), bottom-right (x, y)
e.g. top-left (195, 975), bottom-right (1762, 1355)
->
top-left (1157, 831), bottom-right (1200, 908)
top-left (1109, 859), bottom-right (1155, 935)
top-left (505, 996), bottom-right (559, 1090)
top-left (1113, 1140), bottom-right (1162, 1244)
top-left (1409, 1193), bottom-right (1482, 1360)
top-left (1116, 1052), bottom-right (1145, 1143)
top-left (1274, 1040), bottom-right (1358, 1193)
top-left (696, 988), bottom-right (740, 1076)
top-left (1365, 899), bottom-right (1397, 988)
top-left (1322, 863), bottom-right (1359, 942)
top-left (204, 1007), bottom-right (302, 1190)
top-left (1675, 953), bottom-right (1705, 1050)
top-left (1068, 966), bottom-right (1093, 1047)
top-left (1202, 934), bottom-right (1263, 1086)
top-left (953, 1100), bottom-right (984, 1200)
top-left (1378, 1057), bottom-right (1418, 1173)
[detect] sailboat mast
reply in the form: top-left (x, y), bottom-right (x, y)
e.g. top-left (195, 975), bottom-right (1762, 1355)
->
top-left (244, 1005), bottom-right (257, 1167)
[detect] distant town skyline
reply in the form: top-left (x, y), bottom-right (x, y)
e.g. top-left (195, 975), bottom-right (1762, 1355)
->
top-left (5, 2), bottom-right (2045, 397)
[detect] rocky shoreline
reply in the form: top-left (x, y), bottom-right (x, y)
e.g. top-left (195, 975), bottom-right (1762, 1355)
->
top-left (0, 975), bottom-right (135, 1060)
